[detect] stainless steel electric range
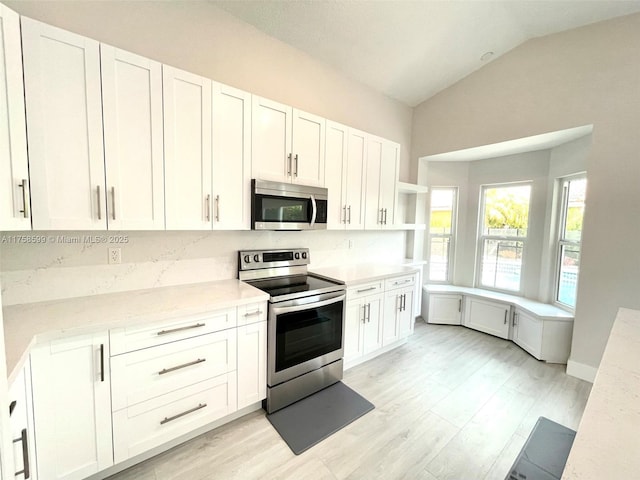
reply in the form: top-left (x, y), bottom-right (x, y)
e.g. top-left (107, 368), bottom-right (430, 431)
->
top-left (238, 248), bottom-right (346, 413)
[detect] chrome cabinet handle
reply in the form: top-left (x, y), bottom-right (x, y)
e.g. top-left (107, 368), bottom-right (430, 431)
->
top-left (13, 428), bottom-right (30, 478)
top-left (160, 403), bottom-right (207, 425)
top-left (244, 310), bottom-right (263, 317)
top-left (379, 208), bottom-right (384, 225)
top-left (97, 185), bottom-right (102, 220)
top-left (205, 194), bottom-right (211, 222)
top-left (361, 304), bottom-right (366, 323)
top-left (18, 179), bottom-right (29, 218)
top-left (356, 286), bottom-right (377, 293)
top-left (99, 344), bottom-right (105, 382)
top-left (458, 299), bottom-right (462, 312)
top-left (294, 154), bottom-right (299, 177)
top-left (159, 358), bottom-right (206, 375)
top-left (111, 186), bottom-right (116, 220)
top-left (383, 208), bottom-right (388, 225)
top-left (215, 195), bottom-right (220, 222)
top-left (347, 205), bottom-right (352, 224)
top-left (157, 323), bottom-right (206, 336)
top-left (403, 294), bottom-right (407, 312)
top-left (513, 312), bottom-right (518, 327)
top-left (366, 303), bottom-right (371, 323)
top-left (287, 153), bottom-right (292, 176)
top-left (504, 310), bottom-right (508, 325)
top-left (342, 206), bottom-right (346, 224)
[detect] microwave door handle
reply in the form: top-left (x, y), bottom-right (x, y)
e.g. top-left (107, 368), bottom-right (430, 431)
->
top-left (310, 195), bottom-right (317, 227)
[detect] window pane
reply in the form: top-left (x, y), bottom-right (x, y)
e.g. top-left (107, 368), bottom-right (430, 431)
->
top-left (429, 189), bottom-right (455, 235)
top-left (483, 185), bottom-right (531, 237)
top-left (429, 237), bottom-right (450, 281)
top-left (563, 179), bottom-right (586, 242)
top-left (480, 239), bottom-right (524, 291)
top-left (557, 244), bottom-right (580, 307)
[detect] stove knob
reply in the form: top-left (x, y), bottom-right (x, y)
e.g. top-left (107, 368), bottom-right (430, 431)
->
top-left (302, 251), bottom-right (308, 259)
top-left (294, 252), bottom-right (300, 260)
top-left (243, 255), bottom-right (251, 264)
top-left (253, 254), bottom-right (260, 262)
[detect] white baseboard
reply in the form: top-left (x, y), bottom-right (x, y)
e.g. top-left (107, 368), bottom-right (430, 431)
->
top-left (566, 359), bottom-right (598, 383)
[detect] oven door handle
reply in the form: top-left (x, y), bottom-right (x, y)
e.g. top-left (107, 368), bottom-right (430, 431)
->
top-left (310, 194), bottom-right (317, 227)
top-left (271, 292), bottom-right (345, 316)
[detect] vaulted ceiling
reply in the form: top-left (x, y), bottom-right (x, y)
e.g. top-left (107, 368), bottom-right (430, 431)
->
top-left (213, 1), bottom-right (640, 107)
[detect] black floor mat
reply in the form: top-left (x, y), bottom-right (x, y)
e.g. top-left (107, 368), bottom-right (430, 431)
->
top-left (266, 382), bottom-right (375, 455)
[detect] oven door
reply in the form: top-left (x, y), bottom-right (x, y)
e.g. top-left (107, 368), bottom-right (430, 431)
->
top-left (268, 291), bottom-right (345, 387)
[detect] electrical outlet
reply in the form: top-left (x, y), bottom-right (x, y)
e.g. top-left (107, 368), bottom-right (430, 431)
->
top-left (108, 247), bottom-right (121, 265)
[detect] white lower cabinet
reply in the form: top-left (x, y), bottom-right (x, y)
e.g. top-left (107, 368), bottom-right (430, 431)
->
top-left (427, 293), bottom-right (463, 325)
top-left (382, 274), bottom-right (416, 346)
top-left (8, 362), bottom-right (37, 480)
top-left (237, 320), bottom-right (267, 409)
top-left (463, 297), bottom-right (511, 340)
top-left (512, 308), bottom-right (573, 363)
top-left (113, 374), bottom-right (237, 463)
top-left (30, 332), bottom-right (113, 480)
top-left (344, 283), bottom-right (384, 364)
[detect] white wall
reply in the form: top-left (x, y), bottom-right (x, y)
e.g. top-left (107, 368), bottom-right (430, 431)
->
top-left (412, 12), bottom-right (640, 377)
top-left (3, 0), bottom-right (413, 181)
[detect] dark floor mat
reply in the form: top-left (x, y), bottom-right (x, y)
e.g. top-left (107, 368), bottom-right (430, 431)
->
top-left (266, 382), bottom-right (375, 455)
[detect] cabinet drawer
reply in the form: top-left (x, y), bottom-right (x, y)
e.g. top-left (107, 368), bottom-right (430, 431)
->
top-left (347, 281), bottom-right (384, 301)
top-left (111, 329), bottom-right (237, 411)
top-left (237, 301), bottom-right (267, 326)
top-left (113, 373), bottom-right (237, 463)
top-left (110, 308), bottom-right (237, 355)
top-left (385, 274), bottom-right (416, 291)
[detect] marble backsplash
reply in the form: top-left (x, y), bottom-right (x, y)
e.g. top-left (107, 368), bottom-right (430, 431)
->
top-left (0, 230), bottom-right (406, 306)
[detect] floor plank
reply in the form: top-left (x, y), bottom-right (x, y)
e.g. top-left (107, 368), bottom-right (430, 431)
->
top-left (107, 322), bottom-right (591, 480)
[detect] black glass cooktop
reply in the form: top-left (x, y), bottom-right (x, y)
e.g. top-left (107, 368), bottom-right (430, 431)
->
top-left (247, 274), bottom-right (343, 299)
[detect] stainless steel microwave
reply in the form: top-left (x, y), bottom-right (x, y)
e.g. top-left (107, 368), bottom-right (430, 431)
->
top-left (251, 179), bottom-right (328, 230)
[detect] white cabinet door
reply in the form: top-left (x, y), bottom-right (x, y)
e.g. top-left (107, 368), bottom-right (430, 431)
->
top-left (364, 135), bottom-right (383, 229)
top-left (212, 83), bottom-right (251, 230)
top-left (427, 294), bottom-right (463, 325)
top-left (291, 109), bottom-right (325, 187)
top-left (31, 332), bottom-right (113, 480)
top-left (383, 286), bottom-right (415, 346)
top-left (22, 18), bottom-right (106, 230)
top-left (325, 121), bottom-right (348, 229)
top-left (362, 295), bottom-right (383, 355)
top-left (398, 287), bottom-right (415, 339)
top-left (0, 5), bottom-right (30, 230)
top-left (237, 321), bottom-right (267, 409)
top-left (344, 300), bottom-right (365, 363)
top-left (163, 65), bottom-right (212, 230)
top-left (380, 140), bottom-right (399, 226)
top-left (251, 96), bottom-right (292, 183)
top-left (101, 45), bottom-right (164, 230)
top-left (8, 361), bottom-right (37, 480)
top-left (464, 297), bottom-right (511, 340)
top-left (344, 128), bottom-right (367, 230)
top-left (513, 309), bottom-right (543, 359)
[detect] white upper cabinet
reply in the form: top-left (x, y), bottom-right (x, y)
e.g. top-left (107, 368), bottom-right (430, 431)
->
top-left (325, 123), bottom-right (367, 229)
top-left (364, 135), bottom-right (399, 229)
top-left (0, 5), bottom-right (30, 231)
top-left (212, 82), bottom-right (252, 230)
top-left (101, 46), bottom-right (164, 230)
top-left (345, 129), bottom-right (367, 230)
top-left (163, 65), bottom-right (212, 230)
top-left (252, 96), bottom-right (325, 186)
top-left (22, 18), bottom-right (106, 229)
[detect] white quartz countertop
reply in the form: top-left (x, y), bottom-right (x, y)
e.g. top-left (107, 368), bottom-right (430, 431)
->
top-left (2, 279), bottom-right (268, 383)
top-left (310, 264), bottom-right (419, 286)
top-left (562, 307), bottom-right (640, 479)
top-left (424, 284), bottom-right (573, 320)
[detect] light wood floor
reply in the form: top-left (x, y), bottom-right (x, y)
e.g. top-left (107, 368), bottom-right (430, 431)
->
top-left (108, 321), bottom-right (592, 480)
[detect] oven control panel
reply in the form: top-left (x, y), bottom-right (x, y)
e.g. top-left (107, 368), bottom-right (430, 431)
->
top-left (238, 248), bottom-right (309, 271)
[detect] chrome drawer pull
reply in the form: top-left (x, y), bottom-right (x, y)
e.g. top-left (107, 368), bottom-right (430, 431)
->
top-left (393, 279), bottom-right (412, 286)
top-left (160, 403), bottom-right (207, 425)
top-left (244, 310), bottom-right (263, 317)
top-left (356, 286), bottom-right (377, 293)
top-left (157, 323), bottom-right (206, 336)
top-left (159, 358), bottom-right (206, 375)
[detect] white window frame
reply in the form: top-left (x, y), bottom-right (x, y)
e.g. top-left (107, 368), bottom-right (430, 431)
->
top-left (476, 182), bottom-right (532, 294)
top-left (553, 174), bottom-right (586, 310)
top-left (427, 187), bottom-right (458, 284)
